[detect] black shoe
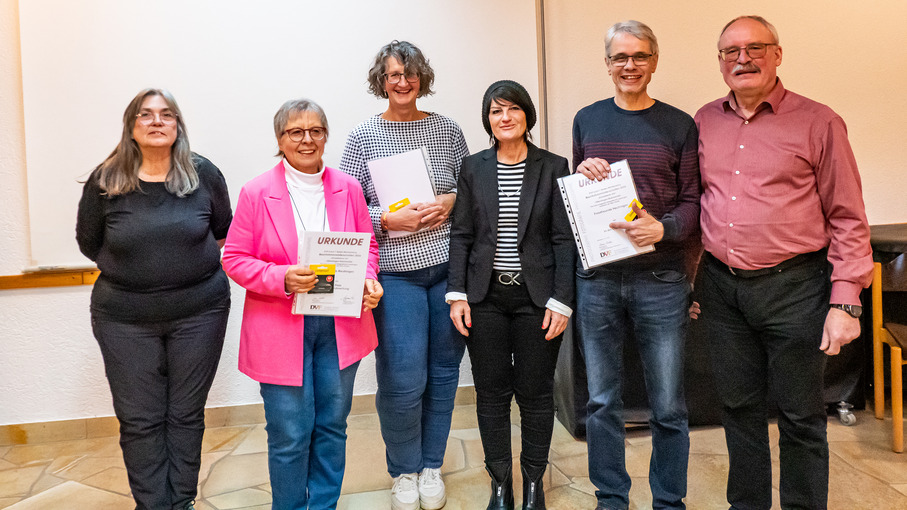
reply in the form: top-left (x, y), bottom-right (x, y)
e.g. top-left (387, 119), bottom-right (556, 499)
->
top-left (183, 500), bottom-right (196, 510)
top-left (486, 463), bottom-right (514, 510)
top-left (521, 464), bottom-right (545, 509)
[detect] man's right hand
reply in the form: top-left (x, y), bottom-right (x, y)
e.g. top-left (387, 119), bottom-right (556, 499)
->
top-left (576, 157), bottom-right (612, 181)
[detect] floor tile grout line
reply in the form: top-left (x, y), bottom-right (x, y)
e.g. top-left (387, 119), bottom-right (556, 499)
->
top-left (828, 441), bottom-right (907, 489)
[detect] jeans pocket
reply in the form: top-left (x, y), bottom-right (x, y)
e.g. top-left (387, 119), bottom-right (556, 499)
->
top-left (576, 267), bottom-right (597, 279)
top-left (651, 269), bottom-right (687, 284)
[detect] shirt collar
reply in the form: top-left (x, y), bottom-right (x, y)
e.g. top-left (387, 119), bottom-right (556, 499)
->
top-left (722, 78), bottom-right (786, 116)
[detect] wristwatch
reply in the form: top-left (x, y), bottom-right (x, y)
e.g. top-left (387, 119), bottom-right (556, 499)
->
top-left (831, 304), bottom-right (863, 319)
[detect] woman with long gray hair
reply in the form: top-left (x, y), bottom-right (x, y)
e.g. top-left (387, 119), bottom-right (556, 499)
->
top-left (76, 88), bottom-right (233, 510)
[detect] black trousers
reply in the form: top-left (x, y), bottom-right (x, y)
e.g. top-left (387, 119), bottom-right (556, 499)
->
top-left (464, 280), bottom-right (562, 478)
top-left (92, 301), bottom-right (230, 510)
top-left (700, 252), bottom-right (830, 510)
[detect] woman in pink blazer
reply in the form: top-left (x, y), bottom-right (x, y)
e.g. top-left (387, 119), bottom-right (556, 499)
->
top-left (222, 98), bottom-right (382, 510)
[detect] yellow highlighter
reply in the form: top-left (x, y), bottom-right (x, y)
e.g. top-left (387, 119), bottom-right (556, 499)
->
top-left (389, 198), bottom-right (411, 212)
top-left (624, 199), bottom-right (644, 221)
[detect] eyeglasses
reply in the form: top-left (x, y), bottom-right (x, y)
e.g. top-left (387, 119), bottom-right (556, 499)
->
top-left (283, 127), bottom-right (326, 142)
top-left (608, 53), bottom-right (654, 67)
top-left (136, 111), bottom-right (178, 125)
top-left (384, 72), bottom-right (420, 84)
top-left (718, 43), bottom-right (776, 62)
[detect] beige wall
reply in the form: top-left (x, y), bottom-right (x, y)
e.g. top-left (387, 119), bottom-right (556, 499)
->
top-left (544, 1), bottom-right (907, 225)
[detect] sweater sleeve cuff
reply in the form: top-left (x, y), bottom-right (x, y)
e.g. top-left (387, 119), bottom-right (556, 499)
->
top-left (445, 291), bottom-right (468, 304)
top-left (830, 281), bottom-right (864, 306)
top-left (660, 217), bottom-right (680, 242)
top-left (546, 298), bottom-right (573, 317)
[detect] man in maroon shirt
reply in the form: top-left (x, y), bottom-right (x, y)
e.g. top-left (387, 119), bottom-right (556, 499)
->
top-left (694, 15), bottom-right (873, 509)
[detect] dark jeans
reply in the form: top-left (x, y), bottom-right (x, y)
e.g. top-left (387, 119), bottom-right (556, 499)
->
top-left (701, 252), bottom-right (830, 510)
top-left (92, 301), bottom-right (230, 510)
top-left (464, 280), bottom-right (562, 477)
top-left (576, 267), bottom-right (690, 510)
top-left (373, 262), bottom-right (465, 477)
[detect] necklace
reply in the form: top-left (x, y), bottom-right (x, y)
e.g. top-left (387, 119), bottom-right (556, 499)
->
top-left (287, 186), bottom-right (327, 232)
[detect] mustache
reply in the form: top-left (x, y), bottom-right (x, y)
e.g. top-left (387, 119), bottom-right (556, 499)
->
top-left (733, 63), bottom-right (760, 74)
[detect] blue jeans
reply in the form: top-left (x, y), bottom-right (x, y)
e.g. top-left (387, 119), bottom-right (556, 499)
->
top-left (576, 267), bottom-right (690, 510)
top-left (373, 262), bottom-right (465, 477)
top-left (701, 252), bottom-right (830, 510)
top-left (260, 316), bottom-right (359, 510)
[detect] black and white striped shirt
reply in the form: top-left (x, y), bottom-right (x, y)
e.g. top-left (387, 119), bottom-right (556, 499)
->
top-left (493, 160), bottom-right (525, 271)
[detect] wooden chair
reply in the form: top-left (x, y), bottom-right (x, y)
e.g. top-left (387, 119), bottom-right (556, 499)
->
top-left (872, 261), bottom-right (907, 452)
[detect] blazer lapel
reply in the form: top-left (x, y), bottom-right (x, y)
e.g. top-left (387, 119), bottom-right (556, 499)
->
top-left (264, 161), bottom-right (298, 263)
top-left (517, 144), bottom-right (542, 244)
top-left (476, 149), bottom-right (499, 237)
top-left (322, 167), bottom-right (348, 232)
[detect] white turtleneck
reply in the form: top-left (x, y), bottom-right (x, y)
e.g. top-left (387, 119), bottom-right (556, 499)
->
top-left (284, 159), bottom-right (330, 236)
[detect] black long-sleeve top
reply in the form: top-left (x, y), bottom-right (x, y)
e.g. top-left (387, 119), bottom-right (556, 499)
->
top-left (76, 154), bottom-right (233, 322)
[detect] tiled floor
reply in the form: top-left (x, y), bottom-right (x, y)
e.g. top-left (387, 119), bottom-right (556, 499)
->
top-left (2, 397), bottom-right (907, 509)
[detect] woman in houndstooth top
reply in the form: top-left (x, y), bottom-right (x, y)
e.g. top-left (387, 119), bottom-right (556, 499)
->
top-left (339, 40), bottom-right (468, 510)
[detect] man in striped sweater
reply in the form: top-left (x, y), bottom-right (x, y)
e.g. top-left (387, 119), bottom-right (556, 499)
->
top-left (572, 20), bottom-right (701, 510)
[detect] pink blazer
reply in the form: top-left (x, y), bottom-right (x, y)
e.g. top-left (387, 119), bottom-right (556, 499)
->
top-left (223, 162), bottom-right (380, 386)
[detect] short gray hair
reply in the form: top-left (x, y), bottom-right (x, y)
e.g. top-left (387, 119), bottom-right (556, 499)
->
top-left (719, 15), bottom-right (780, 45)
top-left (272, 98), bottom-right (329, 158)
top-left (605, 20), bottom-right (658, 58)
top-left (366, 40), bottom-right (435, 99)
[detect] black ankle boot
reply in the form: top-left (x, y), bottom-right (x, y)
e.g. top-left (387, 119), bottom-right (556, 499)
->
top-left (486, 463), bottom-right (514, 510)
top-left (521, 464), bottom-right (546, 509)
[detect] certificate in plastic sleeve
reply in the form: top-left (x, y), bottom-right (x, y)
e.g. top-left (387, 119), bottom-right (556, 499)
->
top-left (292, 231), bottom-right (371, 318)
top-left (558, 160), bottom-right (654, 269)
top-left (366, 147), bottom-right (437, 238)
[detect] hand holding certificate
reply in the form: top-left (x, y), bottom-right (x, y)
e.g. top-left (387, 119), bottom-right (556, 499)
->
top-left (367, 147), bottom-right (437, 238)
top-left (292, 231), bottom-right (373, 318)
top-left (558, 160), bottom-right (654, 269)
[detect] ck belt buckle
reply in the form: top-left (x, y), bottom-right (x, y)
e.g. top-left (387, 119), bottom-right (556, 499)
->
top-left (497, 272), bottom-right (521, 285)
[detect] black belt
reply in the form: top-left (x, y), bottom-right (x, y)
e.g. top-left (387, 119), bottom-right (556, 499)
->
top-left (492, 271), bottom-right (522, 285)
top-left (705, 250), bottom-right (826, 279)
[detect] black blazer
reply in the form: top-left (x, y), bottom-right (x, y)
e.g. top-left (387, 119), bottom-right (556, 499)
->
top-left (448, 143), bottom-right (576, 308)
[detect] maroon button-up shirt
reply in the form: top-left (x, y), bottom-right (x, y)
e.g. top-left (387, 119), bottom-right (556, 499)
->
top-left (695, 80), bottom-right (872, 305)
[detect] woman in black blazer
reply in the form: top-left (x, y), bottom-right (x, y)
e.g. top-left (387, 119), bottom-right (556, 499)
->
top-left (447, 80), bottom-right (576, 510)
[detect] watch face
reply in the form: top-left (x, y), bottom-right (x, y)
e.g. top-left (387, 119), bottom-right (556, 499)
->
top-left (833, 304), bottom-right (863, 319)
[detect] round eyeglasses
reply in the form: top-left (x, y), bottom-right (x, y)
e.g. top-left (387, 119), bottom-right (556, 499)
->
top-left (136, 111), bottom-right (178, 125)
top-left (283, 127), bottom-right (326, 142)
top-left (384, 72), bottom-right (420, 84)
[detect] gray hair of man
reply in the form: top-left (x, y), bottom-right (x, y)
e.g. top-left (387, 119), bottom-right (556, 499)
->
top-left (719, 15), bottom-right (780, 45)
top-left (366, 40), bottom-right (436, 99)
top-left (272, 98), bottom-right (330, 158)
top-left (605, 20), bottom-right (659, 58)
top-left (95, 88), bottom-right (197, 197)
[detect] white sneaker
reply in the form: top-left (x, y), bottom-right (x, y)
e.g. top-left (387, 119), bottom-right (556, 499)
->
top-left (391, 473), bottom-right (420, 510)
top-left (418, 467), bottom-right (447, 509)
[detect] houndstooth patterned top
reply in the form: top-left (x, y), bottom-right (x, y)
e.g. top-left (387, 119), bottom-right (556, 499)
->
top-left (339, 113), bottom-right (469, 272)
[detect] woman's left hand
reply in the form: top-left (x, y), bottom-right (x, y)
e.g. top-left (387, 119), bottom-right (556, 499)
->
top-left (362, 278), bottom-right (383, 310)
top-left (419, 193), bottom-right (456, 229)
top-left (542, 309), bottom-right (569, 341)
